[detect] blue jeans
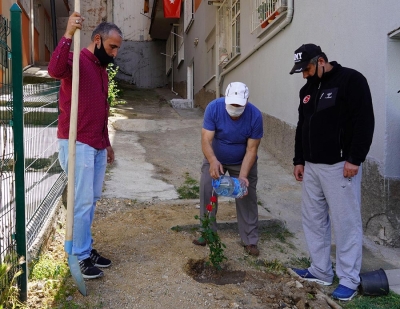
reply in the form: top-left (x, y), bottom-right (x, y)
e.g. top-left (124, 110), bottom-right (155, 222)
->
top-left (58, 139), bottom-right (107, 261)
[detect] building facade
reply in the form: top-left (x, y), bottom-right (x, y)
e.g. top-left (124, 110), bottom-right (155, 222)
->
top-left (149, 0), bottom-right (400, 247)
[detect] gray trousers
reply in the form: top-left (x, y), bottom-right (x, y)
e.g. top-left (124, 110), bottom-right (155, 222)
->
top-left (302, 161), bottom-right (362, 290)
top-left (200, 158), bottom-right (259, 246)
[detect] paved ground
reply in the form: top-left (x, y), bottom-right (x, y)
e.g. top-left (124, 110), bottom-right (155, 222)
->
top-left (101, 85), bottom-right (400, 294)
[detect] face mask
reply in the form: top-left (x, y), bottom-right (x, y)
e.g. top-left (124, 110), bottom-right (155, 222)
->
top-left (306, 61), bottom-right (325, 84)
top-left (226, 104), bottom-right (245, 117)
top-left (94, 38), bottom-right (114, 66)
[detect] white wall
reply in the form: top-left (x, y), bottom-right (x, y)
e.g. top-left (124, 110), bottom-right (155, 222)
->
top-left (221, 0), bottom-right (400, 174)
top-left (114, 0), bottom-right (152, 41)
top-left (385, 38), bottom-right (400, 177)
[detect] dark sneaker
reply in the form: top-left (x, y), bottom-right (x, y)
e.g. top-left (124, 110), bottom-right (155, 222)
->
top-left (244, 245), bottom-right (260, 256)
top-left (90, 249), bottom-right (112, 268)
top-left (79, 258), bottom-right (104, 279)
top-left (332, 284), bottom-right (358, 301)
top-left (291, 268), bottom-right (332, 286)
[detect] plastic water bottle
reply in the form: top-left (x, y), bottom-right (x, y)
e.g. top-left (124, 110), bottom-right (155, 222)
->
top-left (212, 175), bottom-right (247, 198)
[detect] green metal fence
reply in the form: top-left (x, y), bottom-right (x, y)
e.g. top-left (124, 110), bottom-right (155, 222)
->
top-left (0, 4), bottom-right (66, 302)
top-left (0, 9), bottom-right (20, 304)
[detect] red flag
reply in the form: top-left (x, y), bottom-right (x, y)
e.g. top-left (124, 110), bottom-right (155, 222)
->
top-left (163, 0), bottom-right (182, 18)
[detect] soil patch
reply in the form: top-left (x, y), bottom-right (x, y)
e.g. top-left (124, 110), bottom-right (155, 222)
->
top-left (185, 258), bottom-right (246, 285)
top-left (28, 198), bottom-right (340, 309)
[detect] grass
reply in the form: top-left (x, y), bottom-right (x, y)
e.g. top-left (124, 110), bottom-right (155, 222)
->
top-left (0, 257), bottom-right (26, 309)
top-left (342, 292), bottom-right (400, 309)
top-left (176, 172), bottom-right (199, 199)
top-left (30, 253), bottom-right (69, 280)
top-left (260, 223), bottom-right (295, 250)
top-left (260, 258), bottom-right (287, 274)
top-left (289, 256), bottom-right (312, 269)
top-left (26, 228), bottom-right (104, 309)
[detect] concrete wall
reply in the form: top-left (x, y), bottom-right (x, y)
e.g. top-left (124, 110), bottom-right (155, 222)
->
top-left (181, 0), bottom-right (400, 246)
top-left (114, 0), bottom-right (152, 41)
top-left (112, 0), bottom-right (167, 88)
top-left (115, 40), bottom-right (167, 88)
top-left (67, 0), bottom-right (107, 48)
top-left (173, 2), bottom-right (217, 105)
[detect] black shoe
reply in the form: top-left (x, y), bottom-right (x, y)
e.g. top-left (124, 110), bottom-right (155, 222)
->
top-left (90, 249), bottom-right (112, 268)
top-left (79, 258), bottom-right (104, 279)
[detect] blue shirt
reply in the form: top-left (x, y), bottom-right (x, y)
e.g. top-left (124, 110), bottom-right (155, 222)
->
top-left (203, 98), bottom-right (263, 165)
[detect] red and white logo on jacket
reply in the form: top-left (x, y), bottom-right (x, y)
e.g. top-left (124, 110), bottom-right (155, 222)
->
top-left (303, 95), bottom-right (311, 104)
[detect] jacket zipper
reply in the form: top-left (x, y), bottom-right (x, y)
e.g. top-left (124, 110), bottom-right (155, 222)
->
top-left (309, 81), bottom-right (322, 159)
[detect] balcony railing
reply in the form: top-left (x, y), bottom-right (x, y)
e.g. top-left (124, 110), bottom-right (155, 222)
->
top-left (251, 0), bottom-right (288, 33)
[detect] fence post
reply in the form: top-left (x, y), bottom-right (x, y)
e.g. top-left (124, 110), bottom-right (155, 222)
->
top-left (10, 3), bottom-right (27, 302)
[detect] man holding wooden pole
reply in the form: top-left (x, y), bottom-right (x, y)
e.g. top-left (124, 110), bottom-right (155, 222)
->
top-left (48, 12), bottom-right (123, 279)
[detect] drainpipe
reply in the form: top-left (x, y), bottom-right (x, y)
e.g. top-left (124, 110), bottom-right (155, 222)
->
top-left (50, 0), bottom-right (57, 49)
top-left (216, 0), bottom-right (294, 95)
top-left (215, 6), bottom-right (220, 97)
top-left (171, 58), bottom-right (178, 95)
top-left (30, 0), bottom-right (34, 64)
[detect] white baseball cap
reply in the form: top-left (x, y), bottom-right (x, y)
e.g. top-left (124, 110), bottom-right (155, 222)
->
top-left (225, 82), bottom-right (249, 106)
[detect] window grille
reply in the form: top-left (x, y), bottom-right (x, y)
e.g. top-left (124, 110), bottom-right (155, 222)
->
top-left (218, 0), bottom-right (240, 67)
top-left (184, 0), bottom-right (194, 33)
top-left (251, 0), bottom-right (288, 33)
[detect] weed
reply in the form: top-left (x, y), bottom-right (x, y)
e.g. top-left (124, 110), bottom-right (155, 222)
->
top-left (272, 243), bottom-right (287, 254)
top-left (30, 253), bottom-right (69, 280)
top-left (260, 258), bottom-right (287, 274)
top-left (171, 225), bottom-right (183, 232)
top-left (0, 257), bottom-right (27, 309)
top-left (260, 224), bottom-right (294, 243)
top-left (289, 256), bottom-right (311, 269)
top-left (177, 172), bottom-right (199, 199)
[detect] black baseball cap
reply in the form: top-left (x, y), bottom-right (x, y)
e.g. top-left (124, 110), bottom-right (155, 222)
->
top-left (289, 44), bottom-right (323, 75)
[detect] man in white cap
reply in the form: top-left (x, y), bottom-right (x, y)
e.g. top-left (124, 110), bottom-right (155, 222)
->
top-left (192, 82), bottom-right (263, 256)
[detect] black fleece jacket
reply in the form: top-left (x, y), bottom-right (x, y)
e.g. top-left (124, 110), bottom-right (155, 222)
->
top-left (293, 62), bottom-right (375, 166)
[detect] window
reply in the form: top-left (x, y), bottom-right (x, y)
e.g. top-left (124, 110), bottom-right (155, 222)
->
top-left (184, 0), bottom-right (194, 33)
top-left (206, 30), bottom-right (215, 79)
top-left (207, 45), bottom-right (215, 78)
top-left (251, 0), bottom-right (288, 33)
top-left (218, 0), bottom-right (240, 67)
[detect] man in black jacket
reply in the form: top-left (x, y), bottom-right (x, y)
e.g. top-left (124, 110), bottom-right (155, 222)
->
top-left (289, 44), bottom-right (374, 301)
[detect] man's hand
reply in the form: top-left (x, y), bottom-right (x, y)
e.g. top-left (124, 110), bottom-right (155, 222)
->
top-left (208, 159), bottom-right (224, 179)
top-left (64, 12), bottom-right (85, 39)
top-left (343, 161), bottom-right (359, 178)
top-left (106, 146), bottom-right (115, 164)
top-left (293, 165), bottom-right (304, 181)
top-left (238, 176), bottom-right (249, 197)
